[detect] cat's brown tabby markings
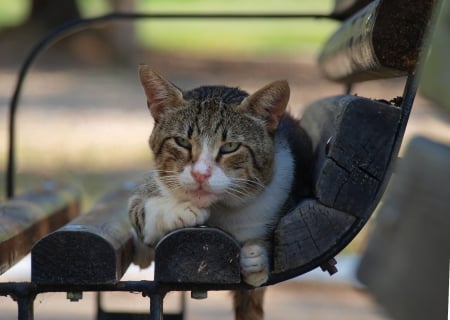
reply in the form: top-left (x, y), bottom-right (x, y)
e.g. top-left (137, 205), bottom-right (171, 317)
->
top-left (128, 65), bottom-right (312, 319)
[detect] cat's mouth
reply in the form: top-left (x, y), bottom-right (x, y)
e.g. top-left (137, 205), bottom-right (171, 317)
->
top-left (187, 188), bottom-right (218, 208)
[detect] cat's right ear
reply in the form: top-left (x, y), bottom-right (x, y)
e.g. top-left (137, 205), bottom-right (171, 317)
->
top-left (139, 65), bottom-right (185, 121)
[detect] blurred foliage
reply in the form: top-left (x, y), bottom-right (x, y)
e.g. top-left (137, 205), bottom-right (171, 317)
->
top-left (0, 0), bottom-right (337, 55)
top-left (0, 0), bottom-right (28, 25)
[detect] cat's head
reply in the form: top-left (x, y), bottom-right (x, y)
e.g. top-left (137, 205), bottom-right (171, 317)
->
top-left (139, 64), bottom-right (290, 208)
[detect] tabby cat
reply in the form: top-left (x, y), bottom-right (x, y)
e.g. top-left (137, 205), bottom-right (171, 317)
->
top-left (128, 65), bottom-right (312, 320)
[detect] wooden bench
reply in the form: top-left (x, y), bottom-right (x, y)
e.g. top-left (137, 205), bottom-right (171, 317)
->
top-left (0, 183), bottom-right (80, 275)
top-left (357, 2), bottom-right (450, 318)
top-left (31, 182), bottom-right (135, 285)
top-left (0, 0), bottom-right (439, 318)
top-left (0, 183), bottom-right (81, 318)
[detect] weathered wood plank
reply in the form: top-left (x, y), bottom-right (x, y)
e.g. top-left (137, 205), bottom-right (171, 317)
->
top-left (357, 137), bottom-right (450, 320)
top-left (300, 95), bottom-right (400, 216)
top-left (319, 0), bottom-right (436, 82)
top-left (0, 182), bottom-right (80, 275)
top-left (155, 227), bottom-right (241, 284)
top-left (273, 199), bottom-right (355, 274)
top-left (31, 182), bottom-right (136, 284)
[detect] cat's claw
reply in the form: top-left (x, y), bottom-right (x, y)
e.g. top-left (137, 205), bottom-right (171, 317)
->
top-left (143, 197), bottom-right (210, 245)
top-left (240, 243), bottom-right (269, 287)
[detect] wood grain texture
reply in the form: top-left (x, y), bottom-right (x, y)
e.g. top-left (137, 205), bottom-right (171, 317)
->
top-left (0, 182), bottom-right (80, 275)
top-left (300, 95), bottom-right (400, 216)
top-left (155, 227), bottom-right (241, 284)
top-left (319, 0), bottom-right (435, 82)
top-left (31, 182), bottom-right (136, 284)
top-left (273, 199), bottom-right (355, 274)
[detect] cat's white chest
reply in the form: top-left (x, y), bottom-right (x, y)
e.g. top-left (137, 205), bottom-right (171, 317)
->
top-left (207, 138), bottom-right (294, 243)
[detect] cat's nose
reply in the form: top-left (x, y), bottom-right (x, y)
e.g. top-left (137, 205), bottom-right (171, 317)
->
top-left (191, 157), bottom-right (213, 184)
top-left (191, 169), bottom-right (211, 184)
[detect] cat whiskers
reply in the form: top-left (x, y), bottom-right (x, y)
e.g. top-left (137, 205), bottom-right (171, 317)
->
top-left (225, 178), bottom-right (265, 202)
top-left (231, 177), bottom-right (265, 191)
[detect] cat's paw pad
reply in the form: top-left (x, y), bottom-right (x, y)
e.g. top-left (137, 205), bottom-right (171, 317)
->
top-left (240, 243), bottom-right (269, 287)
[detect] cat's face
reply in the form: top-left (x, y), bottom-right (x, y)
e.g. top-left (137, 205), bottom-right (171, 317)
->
top-left (139, 65), bottom-right (289, 208)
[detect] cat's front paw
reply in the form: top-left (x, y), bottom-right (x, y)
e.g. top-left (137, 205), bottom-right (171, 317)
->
top-left (240, 243), bottom-right (269, 287)
top-left (131, 228), bottom-right (155, 268)
top-left (143, 197), bottom-right (210, 245)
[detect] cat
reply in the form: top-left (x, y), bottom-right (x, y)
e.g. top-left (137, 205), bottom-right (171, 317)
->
top-left (128, 65), bottom-right (312, 320)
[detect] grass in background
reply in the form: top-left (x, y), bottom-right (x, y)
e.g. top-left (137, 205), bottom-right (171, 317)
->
top-left (136, 0), bottom-right (337, 55)
top-left (0, 0), bottom-right (27, 26)
top-left (136, 19), bottom-right (336, 56)
top-left (0, 0), bottom-right (338, 203)
top-left (0, 0), bottom-right (337, 56)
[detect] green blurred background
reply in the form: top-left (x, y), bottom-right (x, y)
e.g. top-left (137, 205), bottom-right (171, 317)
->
top-left (0, 0), bottom-right (337, 55)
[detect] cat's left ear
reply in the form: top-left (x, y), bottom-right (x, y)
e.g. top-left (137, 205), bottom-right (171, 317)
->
top-left (139, 64), bottom-right (185, 121)
top-left (238, 80), bottom-right (290, 132)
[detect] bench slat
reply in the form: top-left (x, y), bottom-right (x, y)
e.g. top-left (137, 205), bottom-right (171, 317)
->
top-left (0, 183), bottom-right (80, 275)
top-left (273, 199), bottom-right (355, 274)
top-left (300, 95), bottom-right (400, 216)
top-left (319, 0), bottom-right (435, 82)
top-left (269, 95), bottom-right (401, 282)
top-left (31, 182), bottom-right (135, 284)
top-left (155, 228), bottom-right (241, 285)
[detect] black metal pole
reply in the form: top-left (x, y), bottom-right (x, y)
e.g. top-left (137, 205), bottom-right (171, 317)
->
top-left (16, 294), bottom-right (35, 320)
top-left (150, 293), bottom-right (165, 320)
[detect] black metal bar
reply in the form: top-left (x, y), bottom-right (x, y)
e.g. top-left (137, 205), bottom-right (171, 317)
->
top-left (0, 281), bottom-right (157, 297)
top-left (179, 292), bottom-right (186, 320)
top-left (17, 295), bottom-right (35, 320)
top-left (363, 71), bottom-right (418, 225)
top-left (5, 11), bottom-right (334, 199)
top-left (394, 72), bottom-right (419, 159)
top-left (3, 283), bottom-right (37, 320)
top-left (332, 0), bottom-right (374, 20)
top-left (150, 293), bottom-right (165, 320)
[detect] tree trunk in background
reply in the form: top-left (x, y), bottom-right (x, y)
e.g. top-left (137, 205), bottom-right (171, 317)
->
top-left (27, 0), bottom-right (81, 31)
top-left (0, 0), bottom-right (137, 66)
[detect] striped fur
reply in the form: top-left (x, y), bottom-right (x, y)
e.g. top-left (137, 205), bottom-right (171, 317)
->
top-left (128, 65), bottom-right (312, 320)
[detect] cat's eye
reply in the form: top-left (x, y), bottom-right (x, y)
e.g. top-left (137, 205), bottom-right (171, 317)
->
top-left (174, 136), bottom-right (192, 150)
top-left (219, 142), bottom-right (241, 154)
